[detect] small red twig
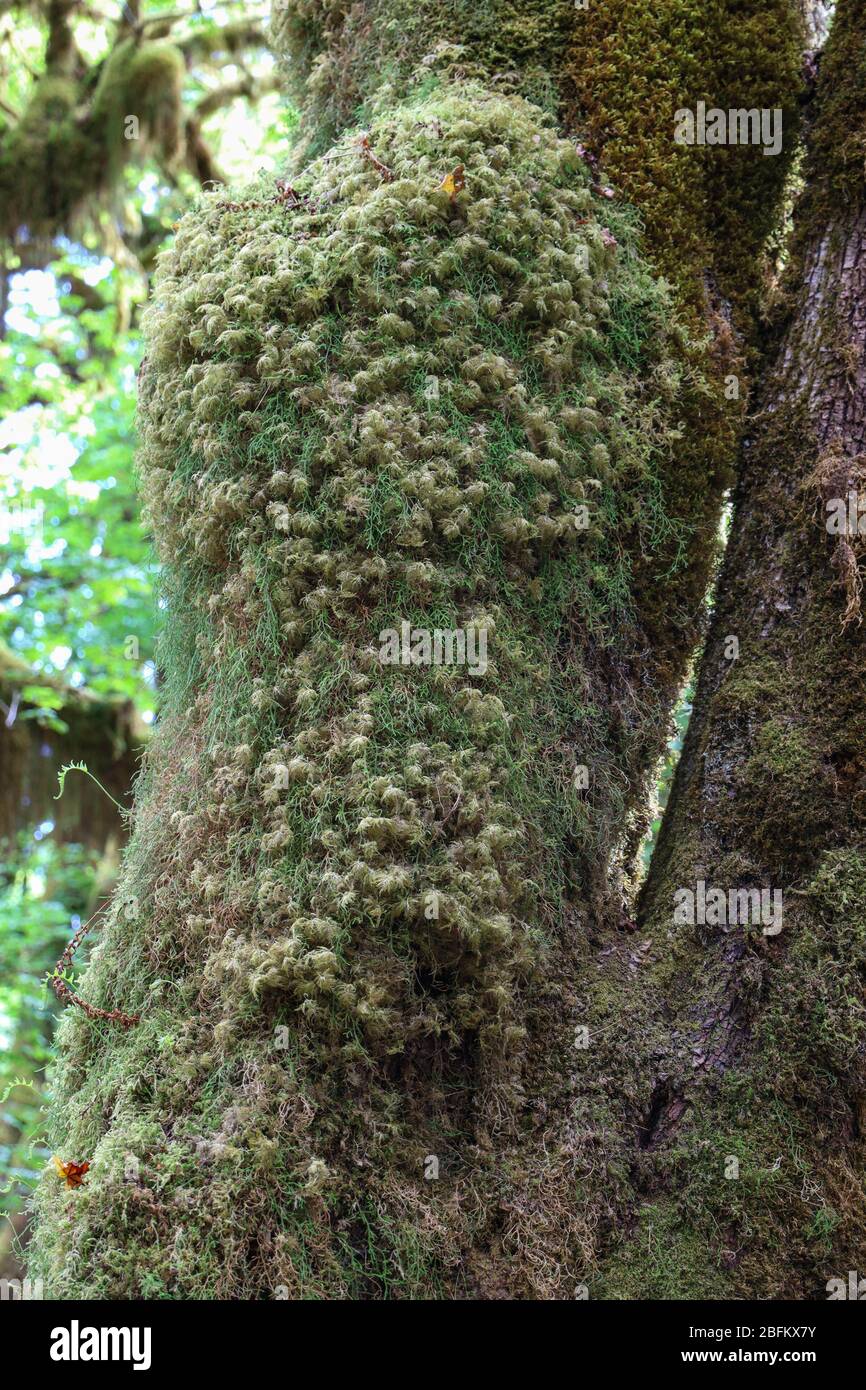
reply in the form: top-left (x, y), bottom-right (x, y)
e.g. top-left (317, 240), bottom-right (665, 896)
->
top-left (51, 908), bottom-right (140, 1028)
top-left (357, 133), bottom-right (394, 182)
top-left (215, 178), bottom-right (310, 214)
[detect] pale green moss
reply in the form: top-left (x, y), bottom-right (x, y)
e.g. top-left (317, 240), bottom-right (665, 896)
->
top-left (30, 84), bottom-right (709, 1299)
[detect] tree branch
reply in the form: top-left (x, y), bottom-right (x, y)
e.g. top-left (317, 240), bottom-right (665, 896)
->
top-left (176, 20), bottom-right (269, 57)
top-left (194, 71), bottom-right (279, 120)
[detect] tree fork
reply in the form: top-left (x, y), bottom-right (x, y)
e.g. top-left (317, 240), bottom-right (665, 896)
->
top-left (634, 0), bottom-right (866, 1299)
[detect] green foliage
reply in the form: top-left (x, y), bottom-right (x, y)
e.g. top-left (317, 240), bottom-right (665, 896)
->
top-left (640, 678), bottom-right (693, 872)
top-left (0, 268), bottom-right (156, 707)
top-left (0, 835), bottom-right (100, 1214)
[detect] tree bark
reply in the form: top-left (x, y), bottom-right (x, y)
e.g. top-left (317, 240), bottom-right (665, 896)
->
top-left (633, 0), bottom-right (866, 1298)
top-left (0, 642), bottom-right (143, 854)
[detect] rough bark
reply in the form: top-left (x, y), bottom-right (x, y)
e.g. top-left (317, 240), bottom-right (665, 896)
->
top-left (632, 0), bottom-right (866, 1298)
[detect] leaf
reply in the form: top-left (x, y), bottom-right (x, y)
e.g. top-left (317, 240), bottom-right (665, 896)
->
top-left (54, 762), bottom-right (129, 817)
top-left (53, 1155), bottom-right (90, 1188)
top-left (439, 165), bottom-right (466, 200)
top-left (20, 685), bottom-right (65, 711)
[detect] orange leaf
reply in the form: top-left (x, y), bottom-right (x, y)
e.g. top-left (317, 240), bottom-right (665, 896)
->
top-left (440, 165), bottom-right (466, 200)
top-left (53, 1156), bottom-right (90, 1189)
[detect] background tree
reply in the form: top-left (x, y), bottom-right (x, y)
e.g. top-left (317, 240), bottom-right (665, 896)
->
top-left (0, 0), bottom-right (286, 1282)
top-left (630, 0), bottom-right (866, 1298)
top-left (0, 0), bottom-right (278, 257)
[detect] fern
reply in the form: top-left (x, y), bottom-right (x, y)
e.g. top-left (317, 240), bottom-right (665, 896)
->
top-left (54, 761), bottom-right (129, 818)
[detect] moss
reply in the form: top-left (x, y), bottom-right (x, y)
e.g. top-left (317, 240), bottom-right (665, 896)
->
top-left (92, 38), bottom-right (185, 167)
top-left (595, 841), bottom-right (866, 1299)
top-left (794, 0), bottom-right (866, 242)
top-left (0, 39), bottom-right (184, 240)
top-left (269, 1), bottom-right (812, 809)
top-left (599, 1200), bottom-right (732, 1300)
top-left (271, 0), bottom-right (578, 158)
top-left (274, 0), bottom-right (805, 334)
top-left (565, 0), bottom-right (804, 326)
top-left (736, 720), bottom-right (836, 864)
top-left (30, 83), bottom-right (713, 1299)
top-left (28, 5), bottom-right (826, 1302)
top-left (617, 849), bottom-right (866, 1300)
top-left (624, 2), bottom-right (866, 1291)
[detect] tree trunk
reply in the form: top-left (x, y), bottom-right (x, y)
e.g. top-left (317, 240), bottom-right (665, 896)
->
top-left (632, 0), bottom-right (866, 1299)
top-left (29, 1), bottom-right (814, 1300)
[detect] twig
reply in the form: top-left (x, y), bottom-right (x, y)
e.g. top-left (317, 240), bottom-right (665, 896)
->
top-left (50, 907), bottom-right (140, 1028)
top-left (214, 178), bottom-right (308, 214)
top-left (357, 133), bottom-right (394, 182)
top-left (2, 689), bottom-right (20, 727)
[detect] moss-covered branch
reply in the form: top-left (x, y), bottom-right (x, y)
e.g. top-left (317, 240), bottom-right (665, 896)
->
top-left (631, 0), bottom-right (866, 1298)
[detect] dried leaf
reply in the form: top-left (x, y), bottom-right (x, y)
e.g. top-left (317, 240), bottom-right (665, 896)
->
top-left (53, 1155), bottom-right (90, 1189)
top-left (440, 165), bottom-right (466, 200)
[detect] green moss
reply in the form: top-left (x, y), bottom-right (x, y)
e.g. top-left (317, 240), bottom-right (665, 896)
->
top-left (274, 0), bottom-right (804, 333)
top-left (271, 0), bottom-right (578, 157)
top-left (0, 39), bottom-right (184, 240)
top-left (591, 2), bottom-right (866, 1303)
top-left (735, 720), bottom-right (834, 864)
top-left (30, 83), bottom-right (711, 1299)
top-left (794, 0), bottom-right (866, 242)
top-left (640, 846), bottom-right (866, 1299)
top-left (599, 1200), bottom-right (732, 1300)
top-left (565, 0), bottom-right (803, 331)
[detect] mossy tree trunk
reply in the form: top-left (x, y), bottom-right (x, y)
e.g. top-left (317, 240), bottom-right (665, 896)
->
top-left (630, 0), bottom-right (866, 1298)
top-left (30, 1), bottom-right (822, 1300)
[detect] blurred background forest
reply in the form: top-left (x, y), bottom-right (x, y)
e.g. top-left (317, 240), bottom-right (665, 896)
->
top-left (0, 0), bottom-right (288, 1282)
top-left (0, 0), bottom-right (691, 1285)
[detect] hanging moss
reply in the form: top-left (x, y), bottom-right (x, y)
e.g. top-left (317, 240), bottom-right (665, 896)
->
top-left (0, 39), bottom-right (184, 241)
